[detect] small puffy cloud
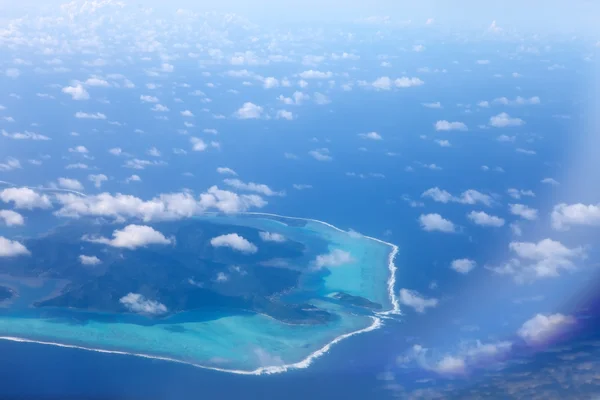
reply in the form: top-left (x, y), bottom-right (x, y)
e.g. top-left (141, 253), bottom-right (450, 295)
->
top-left (58, 178), bottom-right (84, 191)
top-left (140, 95), bottom-right (159, 103)
top-left (0, 187), bottom-right (52, 209)
top-left (0, 236), bottom-right (29, 257)
top-left (422, 102), bottom-right (442, 109)
top-left (190, 137), bottom-right (207, 151)
top-left (0, 210), bottom-right (25, 226)
top-left (0, 158), bottom-right (21, 171)
top-left (435, 120), bottom-right (467, 131)
top-left (298, 70), bottom-right (333, 79)
top-left (217, 167), bottom-right (237, 176)
top-left (490, 113), bottom-right (524, 127)
top-left (509, 204), bottom-right (538, 220)
top-left (419, 213), bottom-right (456, 233)
top-left (541, 177), bottom-right (560, 186)
top-left (551, 202), bottom-right (600, 230)
top-left (210, 233), bottom-right (257, 254)
top-left (422, 187), bottom-right (492, 206)
top-left (119, 293), bottom-right (167, 315)
top-left (84, 78), bottom-right (110, 87)
top-left (487, 238), bottom-right (585, 282)
top-left (492, 96), bottom-right (540, 106)
top-left (235, 102), bottom-right (263, 119)
top-left (518, 313), bottom-right (576, 345)
top-left (79, 254), bottom-right (101, 265)
top-left (358, 131), bottom-right (382, 140)
top-left (2, 130), bottom-right (50, 140)
top-left (293, 184), bottom-right (312, 190)
top-left (75, 112), bottom-right (106, 120)
top-left (125, 175), bottom-right (141, 183)
top-left (435, 139), bottom-right (451, 147)
top-left (181, 110), bottom-right (194, 117)
top-left (451, 258), bottom-right (476, 274)
top-left (223, 179), bottom-right (284, 196)
top-left (69, 145), bottom-right (89, 154)
top-left (398, 289), bottom-right (438, 313)
top-left (62, 84), bottom-right (89, 100)
top-left (147, 147), bottom-right (161, 157)
top-left (309, 148), bottom-right (332, 161)
top-left (276, 110), bottom-right (294, 120)
top-left (88, 174), bottom-right (108, 188)
top-left (314, 249), bottom-right (354, 269)
top-left (467, 211), bottom-right (505, 227)
top-left (259, 232), bottom-right (286, 242)
top-left (151, 104), bottom-right (169, 112)
top-left (84, 224), bottom-right (172, 249)
top-left (313, 92), bottom-right (331, 105)
top-left (371, 76), bottom-right (423, 90)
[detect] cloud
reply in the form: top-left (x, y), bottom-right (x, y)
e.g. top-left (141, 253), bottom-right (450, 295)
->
top-left (467, 211), bottom-right (505, 227)
top-left (489, 113), bottom-right (524, 127)
top-left (370, 76), bottom-right (424, 90)
top-left (75, 112), bottom-right (106, 120)
top-left (486, 238), bottom-right (585, 282)
top-left (54, 187), bottom-right (266, 221)
top-left (62, 84), bottom-right (90, 100)
top-left (314, 249), bottom-right (354, 268)
top-left (0, 187), bottom-right (52, 209)
top-left (398, 289), bottom-right (438, 313)
top-left (419, 213), bottom-right (456, 233)
top-left (235, 102), bottom-right (263, 119)
top-left (276, 110), bottom-right (294, 120)
top-left (217, 167), bottom-right (237, 176)
top-left (151, 104), bottom-right (169, 112)
top-left (358, 131), bottom-right (382, 140)
top-left (313, 92), bottom-right (331, 105)
top-left (298, 70), bottom-right (333, 79)
top-left (58, 178), bottom-right (84, 191)
top-left (435, 139), bottom-right (451, 147)
top-left (88, 174), bottom-right (108, 188)
top-left (84, 224), bottom-right (172, 249)
top-left (180, 110), bottom-right (194, 117)
top-left (541, 177), bottom-right (560, 186)
top-left (119, 293), bottom-right (168, 315)
top-left (0, 157), bottom-right (22, 171)
top-left (451, 258), bottom-right (476, 274)
top-left (518, 313), bottom-right (576, 345)
top-left (435, 120), bottom-right (468, 131)
top-left (140, 95), bottom-right (159, 103)
top-left (210, 233), bottom-right (257, 254)
top-left (223, 179), bottom-right (284, 196)
top-left (2, 130), bottom-right (50, 140)
top-left (259, 232), bottom-right (286, 242)
top-left (125, 175), bottom-right (141, 183)
top-left (551, 202), bottom-right (600, 230)
top-left (69, 145), bottom-right (89, 154)
top-left (293, 184), bottom-right (312, 190)
top-left (507, 188), bottom-right (535, 199)
top-left (509, 204), bottom-right (538, 220)
top-left (0, 210), bottom-right (25, 226)
top-left (309, 148), bottom-right (332, 161)
top-left (492, 96), bottom-right (540, 106)
top-left (422, 102), bottom-right (442, 108)
top-left (190, 137), bottom-right (207, 151)
top-left (79, 254), bottom-right (101, 265)
top-left (5, 68), bottom-right (20, 78)
top-left (84, 77), bottom-right (110, 87)
top-left (422, 187), bottom-right (492, 206)
top-left (0, 236), bottom-right (30, 257)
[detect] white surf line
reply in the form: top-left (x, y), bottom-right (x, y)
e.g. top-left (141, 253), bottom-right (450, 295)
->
top-left (240, 212), bottom-right (401, 315)
top-left (0, 316), bottom-right (382, 376)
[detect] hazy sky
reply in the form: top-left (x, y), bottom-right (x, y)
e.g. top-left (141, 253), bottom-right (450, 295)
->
top-left (1, 0), bottom-right (599, 36)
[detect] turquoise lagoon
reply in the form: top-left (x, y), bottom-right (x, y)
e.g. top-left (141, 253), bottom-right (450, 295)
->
top-left (0, 214), bottom-right (398, 374)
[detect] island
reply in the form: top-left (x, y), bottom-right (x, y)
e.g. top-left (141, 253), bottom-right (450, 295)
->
top-left (0, 214), bottom-right (398, 374)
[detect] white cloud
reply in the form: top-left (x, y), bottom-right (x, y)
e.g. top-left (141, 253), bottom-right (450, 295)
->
top-left (190, 137), bottom-right (207, 151)
top-left (516, 148), bottom-right (536, 155)
top-left (293, 184), bottom-right (312, 190)
top-left (358, 131), bottom-right (382, 140)
top-left (490, 113), bottom-right (524, 127)
top-left (451, 258), bottom-right (476, 274)
top-left (467, 211), bottom-right (505, 227)
top-left (0, 210), bottom-right (25, 226)
top-left (541, 177), bottom-right (560, 186)
top-left (5, 68), bottom-right (20, 78)
top-left (181, 110), bottom-right (194, 117)
top-left (2, 130), bottom-right (50, 140)
top-left (125, 175), bottom-right (141, 183)
top-left (140, 95), bottom-right (159, 103)
top-left (435, 120), bottom-right (468, 131)
top-left (419, 213), bottom-right (456, 233)
top-left (223, 179), bottom-right (284, 197)
top-left (299, 70), bottom-right (333, 79)
top-left (151, 104), bottom-right (169, 112)
top-left (58, 178), bottom-right (84, 191)
top-left (435, 139), bottom-right (451, 147)
top-left (69, 145), bottom-right (89, 154)
top-left (79, 254), bottom-right (101, 265)
top-left (477, 101), bottom-right (490, 108)
top-left (509, 204), bottom-right (538, 220)
top-left (422, 102), bottom-right (442, 108)
top-left (119, 293), bottom-right (167, 315)
top-left (276, 110), bottom-right (294, 120)
top-left (507, 188), bottom-right (535, 199)
top-left (313, 92), bottom-right (331, 105)
top-left (398, 289), bottom-right (438, 313)
top-left (75, 112), bottom-right (106, 120)
top-left (84, 224), bottom-right (172, 249)
top-left (62, 84), bottom-right (89, 100)
top-left (493, 96), bottom-right (540, 106)
top-left (210, 233), bottom-right (257, 254)
top-left (487, 238), bottom-right (585, 282)
top-left (309, 148), bottom-right (332, 161)
top-left (0, 158), bottom-right (21, 171)
top-left (518, 313), bottom-right (576, 345)
top-left (84, 77), bottom-right (110, 87)
top-left (370, 76), bottom-right (424, 90)
top-left (314, 249), bottom-right (354, 269)
top-left (422, 187), bottom-right (492, 206)
top-left (551, 203), bottom-right (600, 230)
top-left (235, 102), bottom-right (263, 119)
top-left (262, 77), bottom-right (279, 88)
top-left (0, 187), bottom-right (52, 209)
top-left (0, 236), bottom-right (29, 257)
top-left (259, 232), bottom-right (286, 242)
top-left (147, 147), bottom-right (161, 157)
top-left (394, 77), bottom-right (424, 87)
top-left (217, 167), bottom-right (237, 176)
top-left (88, 174), bottom-right (108, 188)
